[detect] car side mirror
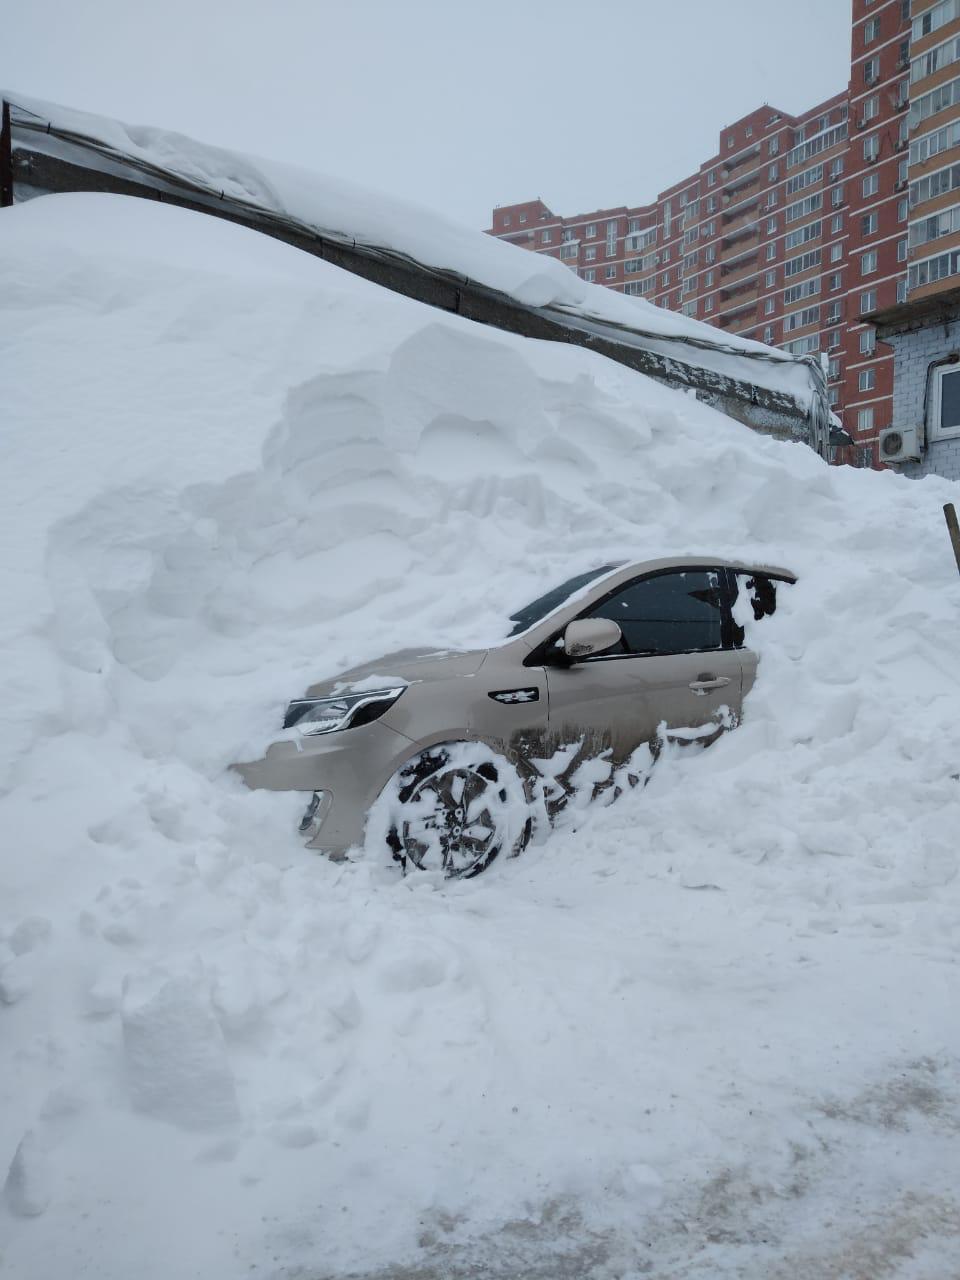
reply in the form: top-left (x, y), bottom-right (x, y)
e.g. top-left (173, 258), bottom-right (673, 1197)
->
top-left (562, 618), bottom-right (622, 661)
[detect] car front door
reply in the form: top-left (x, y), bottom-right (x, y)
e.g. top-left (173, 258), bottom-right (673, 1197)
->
top-left (544, 567), bottom-right (743, 763)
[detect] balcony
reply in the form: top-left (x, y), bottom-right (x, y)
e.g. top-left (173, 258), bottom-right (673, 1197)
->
top-left (718, 301), bottom-right (758, 330)
top-left (719, 247), bottom-right (760, 280)
top-left (723, 169), bottom-right (762, 203)
top-left (720, 143), bottom-right (761, 177)
top-left (719, 275), bottom-right (759, 304)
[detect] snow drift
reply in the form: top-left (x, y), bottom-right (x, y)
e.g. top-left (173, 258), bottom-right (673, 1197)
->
top-left (2, 191), bottom-right (960, 1279)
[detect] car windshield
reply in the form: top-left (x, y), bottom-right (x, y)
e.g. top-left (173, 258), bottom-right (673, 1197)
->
top-left (507, 565), bottom-right (622, 637)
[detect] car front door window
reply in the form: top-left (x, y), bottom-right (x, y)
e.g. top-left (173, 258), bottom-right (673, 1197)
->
top-left (584, 570), bottom-right (724, 656)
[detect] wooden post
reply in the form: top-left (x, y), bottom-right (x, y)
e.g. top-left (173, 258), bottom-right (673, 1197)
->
top-left (0, 100), bottom-right (13, 208)
top-left (945, 503), bottom-right (960, 578)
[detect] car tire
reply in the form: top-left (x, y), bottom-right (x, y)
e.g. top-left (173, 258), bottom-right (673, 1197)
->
top-left (385, 743), bottom-right (532, 879)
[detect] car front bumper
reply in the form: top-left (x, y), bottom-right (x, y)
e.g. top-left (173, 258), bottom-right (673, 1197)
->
top-left (232, 720), bottom-right (415, 855)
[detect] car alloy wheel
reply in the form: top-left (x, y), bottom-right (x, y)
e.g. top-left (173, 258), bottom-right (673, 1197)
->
top-left (388, 746), bottom-right (531, 879)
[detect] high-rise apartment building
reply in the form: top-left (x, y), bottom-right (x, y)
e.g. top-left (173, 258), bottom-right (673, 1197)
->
top-left (488, 0), bottom-right (914, 466)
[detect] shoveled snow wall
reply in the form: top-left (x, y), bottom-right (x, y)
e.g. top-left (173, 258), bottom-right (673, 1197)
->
top-left (4, 190), bottom-right (960, 1280)
top-left (0, 92), bottom-right (831, 453)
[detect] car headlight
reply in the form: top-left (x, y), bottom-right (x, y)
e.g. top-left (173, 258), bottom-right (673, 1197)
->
top-left (283, 686), bottom-right (406, 736)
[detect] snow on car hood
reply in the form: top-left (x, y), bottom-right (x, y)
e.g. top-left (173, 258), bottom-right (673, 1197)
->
top-left (3, 191), bottom-right (960, 1280)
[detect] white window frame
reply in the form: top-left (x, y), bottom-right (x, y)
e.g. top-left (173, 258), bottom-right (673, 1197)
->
top-left (930, 363), bottom-right (960, 439)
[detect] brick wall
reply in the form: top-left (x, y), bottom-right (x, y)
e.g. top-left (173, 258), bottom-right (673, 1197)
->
top-left (887, 322), bottom-right (960, 481)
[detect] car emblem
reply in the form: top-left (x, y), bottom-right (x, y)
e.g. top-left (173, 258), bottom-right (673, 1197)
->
top-left (489, 687), bottom-right (540, 704)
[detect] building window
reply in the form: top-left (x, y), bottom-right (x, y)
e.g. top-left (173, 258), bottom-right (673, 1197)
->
top-left (765, 297), bottom-right (775, 314)
top-left (583, 269), bottom-right (595, 282)
top-left (828, 329), bottom-right (841, 349)
top-left (861, 251), bottom-right (878, 274)
top-left (705, 246), bottom-right (716, 263)
top-left (864, 135), bottom-right (880, 162)
top-left (864, 57), bottom-right (880, 85)
top-left (704, 270), bottom-right (714, 286)
top-left (708, 171), bottom-right (717, 187)
top-left (768, 163), bottom-right (779, 182)
top-left (860, 329), bottom-right (876, 354)
top-left (704, 296), bottom-right (713, 312)
top-left (831, 186), bottom-right (844, 209)
top-left (863, 95), bottom-right (880, 123)
top-left (858, 407), bottom-right (874, 432)
top-left (864, 16), bottom-right (880, 43)
top-left (763, 325), bottom-right (774, 343)
top-left (829, 158), bottom-right (844, 180)
top-left (586, 223), bottom-right (596, 238)
top-left (828, 358), bottom-right (841, 380)
top-left (832, 214), bottom-right (843, 234)
top-left (830, 243), bottom-right (843, 262)
top-left (767, 217), bottom-right (777, 233)
top-left (767, 192), bottom-right (778, 208)
top-left (584, 246), bottom-right (596, 261)
top-left (662, 273), bottom-right (670, 287)
top-left (859, 368), bottom-right (876, 392)
top-left (560, 244), bottom-right (577, 260)
top-left (897, 277), bottom-right (908, 302)
top-left (827, 301), bottom-right (842, 322)
top-left (519, 213), bottom-right (527, 224)
top-left (766, 243), bottom-right (777, 260)
top-left (541, 229), bottom-right (552, 243)
top-left (863, 173), bottom-right (879, 198)
top-left (898, 237), bottom-right (908, 262)
top-left (769, 136), bottom-right (780, 155)
top-left (860, 289), bottom-right (877, 313)
top-left (830, 272), bottom-right (842, 290)
top-left (765, 269), bottom-right (776, 286)
top-left (727, 135), bottom-right (735, 148)
top-left (898, 197), bottom-right (908, 221)
top-left (862, 212), bottom-right (878, 236)
top-left (605, 265), bottom-right (616, 279)
top-left (828, 387), bottom-right (840, 406)
top-left (930, 363), bottom-right (960, 439)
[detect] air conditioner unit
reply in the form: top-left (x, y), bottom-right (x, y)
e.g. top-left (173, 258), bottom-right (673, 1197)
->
top-left (895, 178), bottom-right (908, 191)
top-left (879, 424), bottom-right (922, 463)
top-left (857, 118), bottom-right (867, 130)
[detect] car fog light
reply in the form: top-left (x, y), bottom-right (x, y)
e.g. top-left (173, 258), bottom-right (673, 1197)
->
top-left (298, 790), bottom-right (331, 836)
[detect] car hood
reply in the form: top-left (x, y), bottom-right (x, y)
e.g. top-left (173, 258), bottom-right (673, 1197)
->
top-left (301, 648), bottom-right (488, 699)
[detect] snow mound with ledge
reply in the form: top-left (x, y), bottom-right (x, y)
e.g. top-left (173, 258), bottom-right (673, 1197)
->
top-left (2, 192), bottom-right (960, 1279)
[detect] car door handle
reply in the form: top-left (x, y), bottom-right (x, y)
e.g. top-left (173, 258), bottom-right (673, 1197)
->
top-left (689, 676), bottom-right (731, 693)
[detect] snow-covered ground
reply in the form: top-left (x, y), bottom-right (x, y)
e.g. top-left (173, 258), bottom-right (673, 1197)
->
top-left (3, 192), bottom-right (960, 1279)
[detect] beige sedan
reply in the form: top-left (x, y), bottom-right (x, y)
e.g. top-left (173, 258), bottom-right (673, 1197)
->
top-left (235, 557), bottom-right (793, 878)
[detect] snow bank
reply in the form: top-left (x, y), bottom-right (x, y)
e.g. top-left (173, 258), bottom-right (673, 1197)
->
top-left (4, 91), bottom-right (819, 415)
top-left (3, 192), bottom-right (960, 1278)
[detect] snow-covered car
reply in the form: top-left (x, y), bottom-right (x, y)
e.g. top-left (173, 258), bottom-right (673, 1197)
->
top-left (234, 557), bottom-right (794, 877)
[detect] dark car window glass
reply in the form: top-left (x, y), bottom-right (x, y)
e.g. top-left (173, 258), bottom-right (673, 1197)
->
top-left (585, 570), bottom-right (723, 656)
top-left (508, 565), bottom-right (621, 636)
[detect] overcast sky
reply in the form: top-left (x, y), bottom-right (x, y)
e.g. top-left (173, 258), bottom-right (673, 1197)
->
top-left (4, 0), bottom-right (851, 229)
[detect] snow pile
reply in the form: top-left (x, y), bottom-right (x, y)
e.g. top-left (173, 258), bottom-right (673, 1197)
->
top-left (4, 91), bottom-right (818, 414)
top-left (3, 192), bottom-right (960, 1278)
